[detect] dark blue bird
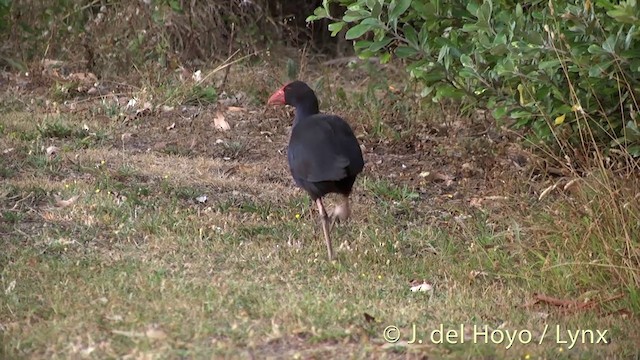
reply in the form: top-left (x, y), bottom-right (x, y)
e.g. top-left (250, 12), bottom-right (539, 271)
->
top-left (268, 81), bottom-right (364, 260)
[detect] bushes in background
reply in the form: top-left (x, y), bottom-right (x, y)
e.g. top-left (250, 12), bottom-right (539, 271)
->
top-left (0, 0), bottom-right (338, 75)
top-left (310, 0), bottom-right (640, 158)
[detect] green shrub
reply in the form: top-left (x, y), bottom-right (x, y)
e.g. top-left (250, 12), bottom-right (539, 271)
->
top-left (310, 0), bottom-right (640, 157)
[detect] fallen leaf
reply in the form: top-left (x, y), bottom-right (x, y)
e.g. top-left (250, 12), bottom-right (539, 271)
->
top-left (192, 69), bottom-right (202, 82)
top-left (46, 146), bottom-right (60, 157)
top-left (67, 72), bottom-right (98, 84)
top-left (470, 197), bottom-right (483, 208)
top-left (461, 162), bottom-right (483, 177)
top-left (363, 312), bottom-right (377, 323)
top-left (214, 112), bottom-right (231, 131)
top-left (563, 178), bottom-right (580, 192)
top-left (4, 280), bottom-right (16, 295)
top-left (126, 98), bottom-right (137, 108)
top-left (534, 312), bottom-right (549, 320)
top-left (571, 103), bottom-right (583, 113)
top-left (468, 270), bottom-right (489, 280)
top-left (227, 106), bottom-right (245, 112)
top-left (538, 183), bottom-right (559, 201)
top-left (166, 122), bottom-right (176, 130)
top-left (410, 281), bottom-right (433, 292)
top-left (195, 195), bottom-right (208, 203)
top-left (121, 132), bottom-right (135, 142)
top-left (522, 292), bottom-right (624, 313)
top-left (54, 194), bottom-right (80, 208)
top-left (554, 114), bottom-right (566, 125)
top-left (41, 58), bottom-right (65, 68)
top-left (145, 326), bottom-right (167, 340)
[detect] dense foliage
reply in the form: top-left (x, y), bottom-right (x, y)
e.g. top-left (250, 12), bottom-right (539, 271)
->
top-left (310, 0), bottom-right (640, 156)
top-left (0, 0), bottom-right (333, 74)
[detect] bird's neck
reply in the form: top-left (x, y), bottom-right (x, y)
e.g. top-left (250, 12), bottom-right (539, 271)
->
top-left (293, 98), bottom-right (319, 126)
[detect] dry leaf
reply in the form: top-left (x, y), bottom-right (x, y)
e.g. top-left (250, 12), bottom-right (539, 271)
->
top-left (121, 132), bottom-right (135, 142)
top-left (469, 197), bottom-right (483, 208)
top-left (42, 59), bottom-right (65, 68)
top-left (166, 122), bottom-right (176, 130)
top-left (461, 162), bottom-right (483, 177)
top-left (534, 312), bottom-right (549, 320)
top-left (195, 195), bottom-right (208, 203)
top-left (126, 98), bottom-right (137, 108)
top-left (538, 183), bottom-right (558, 201)
top-left (214, 112), bottom-right (231, 131)
top-left (192, 70), bottom-right (202, 82)
top-left (46, 146), bottom-right (60, 157)
top-left (563, 178), bottom-right (580, 192)
top-left (410, 281), bottom-right (433, 292)
top-left (54, 194), bottom-right (80, 208)
top-left (227, 106), bottom-right (245, 112)
top-left (67, 72), bottom-right (98, 84)
top-left (468, 270), bottom-right (489, 280)
top-left (145, 325), bottom-right (167, 340)
top-left (135, 102), bottom-right (153, 117)
top-left (4, 280), bottom-right (16, 295)
top-left (363, 312), bottom-right (376, 323)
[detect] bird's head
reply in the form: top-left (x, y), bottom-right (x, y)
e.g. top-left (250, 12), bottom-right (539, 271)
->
top-left (267, 80), bottom-right (316, 107)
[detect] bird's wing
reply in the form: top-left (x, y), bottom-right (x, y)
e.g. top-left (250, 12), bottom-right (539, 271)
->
top-left (324, 116), bottom-right (365, 176)
top-left (288, 116), bottom-right (357, 183)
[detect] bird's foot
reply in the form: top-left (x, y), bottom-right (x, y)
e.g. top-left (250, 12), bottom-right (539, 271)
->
top-left (328, 202), bottom-right (350, 231)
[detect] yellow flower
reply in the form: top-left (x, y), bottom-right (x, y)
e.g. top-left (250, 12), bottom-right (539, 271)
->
top-left (95, 189), bottom-right (100, 193)
top-left (295, 213), bottom-right (301, 219)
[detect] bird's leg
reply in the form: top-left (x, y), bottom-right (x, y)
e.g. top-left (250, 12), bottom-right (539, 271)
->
top-left (315, 198), bottom-right (334, 260)
top-left (329, 194), bottom-right (351, 232)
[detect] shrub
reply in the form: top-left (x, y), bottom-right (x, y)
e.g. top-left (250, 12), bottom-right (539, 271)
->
top-left (310, 0), bottom-right (640, 159)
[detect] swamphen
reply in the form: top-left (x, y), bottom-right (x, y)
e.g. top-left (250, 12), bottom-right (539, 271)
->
top-left (268, 81), bottom-right (364, 260)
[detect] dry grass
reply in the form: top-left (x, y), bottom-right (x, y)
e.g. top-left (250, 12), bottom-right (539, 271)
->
top-left (1, 60), bottom-right (639, 359)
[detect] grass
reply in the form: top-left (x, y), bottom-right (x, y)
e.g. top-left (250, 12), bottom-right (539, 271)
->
top-left (1, 66), bottom-right (639, 359)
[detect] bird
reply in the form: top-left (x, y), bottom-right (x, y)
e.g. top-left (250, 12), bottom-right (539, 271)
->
top-left (267, 80), bottom-right (364, 260)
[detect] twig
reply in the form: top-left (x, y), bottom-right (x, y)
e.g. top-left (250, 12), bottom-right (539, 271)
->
top-left (219, 22), bottom-right (235, 91)
top-left (10, 192), bottom-right (34, 211)
top-left (523, 292), bottom-right (625, 313)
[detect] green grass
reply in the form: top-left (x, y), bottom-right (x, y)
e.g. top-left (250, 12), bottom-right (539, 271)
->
top-left (1, 76), bottom-right (639, 359)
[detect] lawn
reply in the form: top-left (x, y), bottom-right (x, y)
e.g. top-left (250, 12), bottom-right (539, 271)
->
top-left (1, 63), bottom-right (639, 359)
